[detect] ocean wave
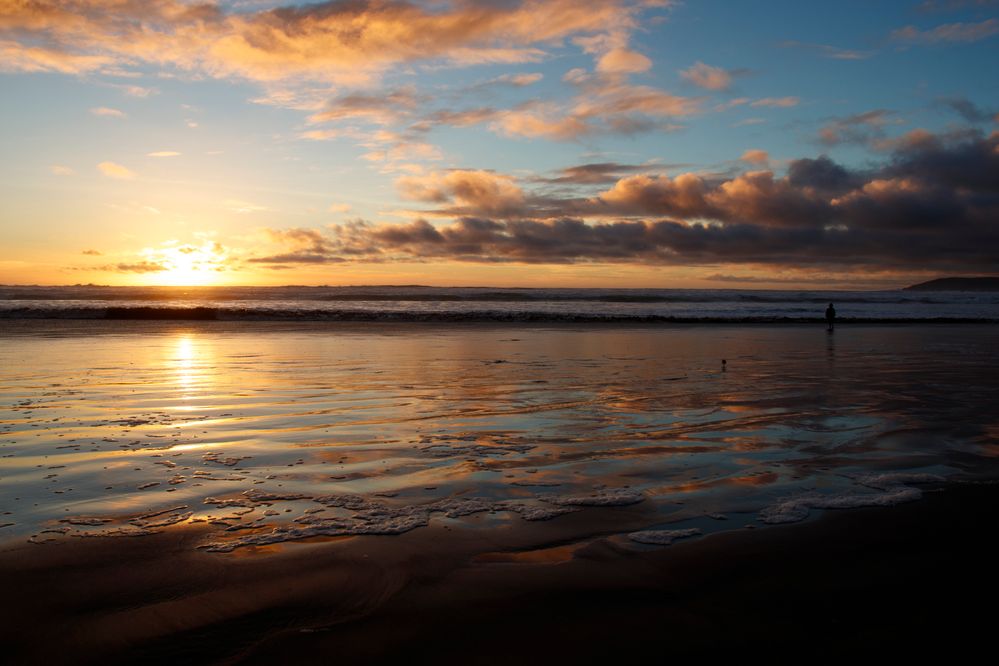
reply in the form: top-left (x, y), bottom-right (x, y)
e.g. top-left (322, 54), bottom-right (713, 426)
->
top-left (0, 305), bottom-right (995, 323)
top-left (3, 285), bottom-right (998, 306)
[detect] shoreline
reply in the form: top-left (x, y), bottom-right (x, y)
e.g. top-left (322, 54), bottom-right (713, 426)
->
top-left (3, 481), bottom-right (998, 662)
top-left (1, 317), bottom-right (996, 337)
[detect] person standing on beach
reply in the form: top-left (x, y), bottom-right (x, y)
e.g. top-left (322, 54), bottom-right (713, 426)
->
top-left (825, 303), bottom-right (836, 332)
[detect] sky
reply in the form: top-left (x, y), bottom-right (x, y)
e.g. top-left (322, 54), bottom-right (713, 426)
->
top-left (1, 0), bottom-right (997, 289)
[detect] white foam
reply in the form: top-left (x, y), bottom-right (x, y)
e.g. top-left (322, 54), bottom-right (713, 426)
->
top-left (508, 505), bottom-right (578, 521)
top-left (759, 472), bottom-right (943, 524)
top-left (544, 489), bottom-right (644, 507)
top-left (855, 472), bottom-right (944, 490)
top-left (197, 491), bottom-right (617, 552)
top-left (133, 511), bottom-right (193, 528)
top-left (628, 528), bottom-right (701, 545)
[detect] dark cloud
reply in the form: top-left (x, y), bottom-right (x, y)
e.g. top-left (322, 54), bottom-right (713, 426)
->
top-left (309, 87), bottom-right (425, 124)
top-left (818, 110), bottom-right (898, 146)
top-left (786, 155), bottom-right (863, 194)
top-left (938, 96), bottom-right (996, 123)
top-left (101, 261), bottom-right (168, 273)
top-left (883, 128), bottom-right (999, 191)
top-left (246, 252), bottom-right (345, 264)
top-left (779, 41), bottom-right (874, 60)
top-left (890, 18), bottom-right (999, 43)
top-left (537, 162), bottom-right (649, 185)
top-left (250, 130), bottom-right (999, 272)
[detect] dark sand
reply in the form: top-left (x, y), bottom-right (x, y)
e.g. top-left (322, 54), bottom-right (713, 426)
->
top-left (3, 481), bottom-right (998, 664)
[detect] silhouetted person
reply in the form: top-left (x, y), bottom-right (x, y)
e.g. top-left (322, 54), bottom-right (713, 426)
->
top-left (825, 302), bottom-right (836, 332)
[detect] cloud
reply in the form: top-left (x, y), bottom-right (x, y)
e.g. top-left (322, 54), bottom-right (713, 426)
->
top-left (81, 249), bottom-right (102, 256)
top-left (545, 77), bottom-right (700, 138)
top-left (491, 72), bottom-right (544, 86)
top-left (0, 39), bottom-right (115, 74)
top-left (818, 109), bottom-right (898, 146)
top-left (50, 165), bottom-right (74, 176)
top-left (890, 18), bottom-right (999, 43)
top-left (118, 84), bottom-right (158, 98)
top-left (536, 162), bottom-right (651, 185)
top-left (740, 149), bottom-right (770, 165)
top-left (147, 151), bottom-right (181, 157)
top-left (750, 97), bottom-right (799, 108)
top-left (299, 129), bottom-right (345, 141)
top-left (246, 130), bottom-right (999, 272)
top-left (597, 47), bottom-right (652, 74)
top-left (492, 105), bottom-right (593, 140)
top-left (309, 88), bottom-right (424, 125)
top-left (679, 62), bottom-right (732, 90)
top-left (97, 161), bottom-right (136, 179)
top-left (3, 0), bottom-right (698, 160)
top-left (90, 106), bottom-right (125, 118)
top-left (0, 1), bottom-right (702, 148)
top-left (248, 227), bottom-right (347, 264)
top-left (713, 97), bottom-right (750, 112)
top-left (786, 155), bottom-right (862, 194)
top-left (779, 41), bottom-right (874, 60)
top-left (0, 0), bottom-right (650, 86)
top-left (101, 261), bottom-right (168, 273)
top-left (938, 96), bottom-right (996, 123)
top-left (420, 107), bottom-right (500, 129)
top-left (415, 71), bottom-right (699, 142)
top-left (397, 170), bottom-right (526, 217)
top-left (328, 203), bottom-right (352, 213)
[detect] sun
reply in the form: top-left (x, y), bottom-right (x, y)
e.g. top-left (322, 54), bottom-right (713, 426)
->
top-left (140, 241), bottom-right (229, 286)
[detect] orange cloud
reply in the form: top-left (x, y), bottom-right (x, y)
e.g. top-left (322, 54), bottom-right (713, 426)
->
top-left (597, 47), bottom-right (652, 74)
top-left (599, 173), bottom-right (711, 218)
top-left (0, 38), bottom-right (115, 74)
top-left (493, 107), bottom-right (593, 140)
top-left (0, 0), bottom-right (646, 86)
top-left (741, 149), bottom-right (770, 165)
top-left (680, 61), bottom-right (731, 90)
top-left (90, 106), bottom-right (125, 118)
top-left (750, 97), bottom-right (799, 108)
top-left (397, 170), bottom-right (526, 216)
top-left (97, 161), bottom-right (136, 179)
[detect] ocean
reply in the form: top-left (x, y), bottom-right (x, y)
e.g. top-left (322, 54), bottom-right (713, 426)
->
top-left (2, 285), bottom-right (997, 321)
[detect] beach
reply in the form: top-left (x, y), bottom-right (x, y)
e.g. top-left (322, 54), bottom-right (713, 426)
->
top-left (2, 320), bottom-right (998, 661)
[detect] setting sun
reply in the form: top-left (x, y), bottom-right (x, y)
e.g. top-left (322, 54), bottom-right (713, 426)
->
top-left (137, 242), bottom-right (229, 286)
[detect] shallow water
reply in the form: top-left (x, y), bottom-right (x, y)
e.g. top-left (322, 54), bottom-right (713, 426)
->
top-left (1, 322), bottom-right (997, 550)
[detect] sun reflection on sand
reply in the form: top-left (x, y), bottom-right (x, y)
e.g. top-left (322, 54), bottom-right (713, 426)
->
top-left (167, 333), bottom-right (221, 411)
top-left (172, 334), bottom-right (196, 395)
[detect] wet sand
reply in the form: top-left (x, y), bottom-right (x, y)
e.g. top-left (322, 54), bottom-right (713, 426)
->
top-left (3, 481), bottom-right (998, 662)
top-left (2, 321), bottom-right (998, 662)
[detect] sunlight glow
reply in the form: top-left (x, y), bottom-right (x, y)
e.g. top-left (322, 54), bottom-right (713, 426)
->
top-left (141, 241), bottom-right (229, 286)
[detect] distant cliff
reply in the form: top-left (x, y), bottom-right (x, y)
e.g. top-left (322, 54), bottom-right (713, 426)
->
top-left (905, 277), bottom-right (999, 292)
